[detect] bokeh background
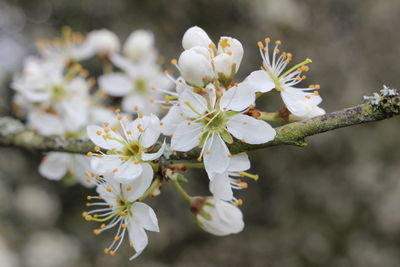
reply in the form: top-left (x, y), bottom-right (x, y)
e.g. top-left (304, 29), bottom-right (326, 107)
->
top-left (1, 0), bottom-right (400, 266)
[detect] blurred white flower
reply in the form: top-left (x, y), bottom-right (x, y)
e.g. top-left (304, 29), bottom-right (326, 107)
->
top-left (0, 236), bottom-right (19, 267)
top-left (22, 231), bottom-right (81, 267)
top-left (123, 29), bottom-right (156, 62)
top-left (39, 152), bottom-right (94, 187)
top-left (193, 197), bottom-right (244, 236)
top-left (14, 185), bottom-right (60, 225)
top-left (246, 38), bottom-right (323, 116)
top-left (84, 175), bottom-right (159, 260)
top-left (87, 113), bottom-right (165, 183)
top-left (85, 29), bottom-right (120, 56)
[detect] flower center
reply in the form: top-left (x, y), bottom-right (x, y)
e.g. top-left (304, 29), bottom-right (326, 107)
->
top-left (51, 84), bottom-right (67, 101)
top-left (122, 141), bottom-right (144, 160)
top-left (134, 79), bottom-right (147, 94)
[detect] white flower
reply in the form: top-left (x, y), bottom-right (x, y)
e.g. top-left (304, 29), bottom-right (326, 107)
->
top-left (123, 30), bottom-right (156, 62)
top-left (85, 29), bottom-right (120, 56)
top-left (39, 152), bottom-right (94, 187)
top-left (36, 28), bottom-right (94, 62)
top-left (193, 197), bottom-right (244, 236)
top-left (209, 153), bottom-right (251, 202)
top-left (163, 86), bottom-right (275, 178)
top-left (87, 113), bottom-right (165, 183)
top-left (245, 38), bottom-right (322, 116)
top-left (84, 174), bottom-right (159, 260)
top-left (182, 26), bottom-right (213, 50)
top-left (98, 53), bottom-right (172, 114)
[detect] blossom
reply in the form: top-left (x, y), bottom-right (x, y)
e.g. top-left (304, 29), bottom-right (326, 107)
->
top-left (98, 53), bottom-right (172, 114)
top-left (36, 27), bottom-right (94, 63)
top-left (86, 113), bottom-right (165, 183)
top-left (163, 86), bottom-right (275, 179)
top-left (289, 103), bottom-right (326, 121)
top-left (84, 29), bottom-right (120, 56)
top-left (39, 152), bottom-right (94, 187)
top-left (84, 173), bottom-right (159, 260)
top-left (209, 153), bottom-right (252, 202)
top-left (245, 38), bottom-right (323, 116)
top-left (192, 197), bottom-right (244, 236)
top-left (177, 26), bottom-right (244, 85)
top-left (123, 30), bottom-right (157, 62)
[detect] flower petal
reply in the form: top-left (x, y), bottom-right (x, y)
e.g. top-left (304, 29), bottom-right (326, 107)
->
top-left (227, 114), bottom-right (276, 144)
top-left (160, 106), bottom-right (183, 135)
top-left (245, 70), bottom-right (275, 93)
top-left (281, 87), bottom-right (322, 116)
top-left (131, 202), bottom-right (159, 232)
top-left (90, 155), bottom-right (122, 174)
top-left (203, 133), bottom-right (230, 178)
top-left (122, 163), bottom-right (153, 202)
top-left (171, 121), bottom-right (202, 152)
top-left (220, 82), bottom-right (255, 111)
top-left (38, 152), bottom-right (69, 180)
top-left (139, 114), bottom-right (161, 148)
top-left (141, 140), bottom-right (166, 161)
top-left (128, 222), bottom-right (148, 260)
top-left (209, 172), bottom-right (233, 201)
top-left (227, 153), bottom-right (250, 172)
top-left (179, 90), bottom-right (208, 118)
top-left (113, 160), bottom-right (143, 184)
top-left (99, 73), bottom-right (132, 97)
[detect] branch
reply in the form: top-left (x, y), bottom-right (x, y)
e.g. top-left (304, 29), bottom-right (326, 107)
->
top-left (1, 89), bottom-right (399, 160)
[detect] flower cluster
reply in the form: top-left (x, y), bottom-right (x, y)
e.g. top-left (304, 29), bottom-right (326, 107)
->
top-left (11, 26), bottom-right (325, 260)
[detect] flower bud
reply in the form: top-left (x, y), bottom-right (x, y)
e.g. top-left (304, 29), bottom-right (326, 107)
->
top-left (192, 197), bottom-right (244, 236)
top-left (123, 30), bottom-right (156, 61)
top-left (217, 37), bottom-right (243, 75)
top-left (178, 47), bottom-right (214, 87)
top-left (86, 29), bottom-right (120, 55)
top-left (182, 26), bottom-right (213, 50)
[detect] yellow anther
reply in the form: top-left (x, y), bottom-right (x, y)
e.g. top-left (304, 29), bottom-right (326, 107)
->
top-left (160, 122), bottom-right (164, 126)
top-left (171, 58), bottom-right (177, 65)
top-left (91, 172), bottom-right (95, 177)
top-left (109, 250), bottom-right (115, 256)
top-left (97, 154), bottom-right (103, 158)
top-left (86, 203), bottom-right (91, 207)
top-left (119, 211), bottom-right (126, 216)
top-left (234, 199), bottom-right (243, 206)
top-left (96, 130), bottom-right (102, 136)
top-left (197, 157), bottom-right (202, 162)
top-left (117, 115), bottom-right (123, 120)
top-left (115, 108), bottom-right (121, 113)
top-left (227, 51), bottom-right (232, 55)
top-left (82, 211), bottom-right (88, 217)
top-left (134, 105), bottom-right (139, 111)
top-left (275, 40), bottom-right (282, 45)
top-left (257, 41), bottom-right (264, 49)
top-left (134, 160), bottom-right (140, 164)
top-left (138, 113), bottom-right (144, 118)
top-left (122, 224), bottom-right (127, 229)
top-left (305, 95), bottom-right (311, 99)
top-left (114, 236), bottom-right (120, 241)
top-left (87, 152), bottom-right (93, 157)
top-left (111, 126), bottom-right (118, 132)
top-left (84, 171), bottom-right (89, 176)
top-left (85, 178), bottom-right (91, 183)
top-left (93, 229), bottom-right (101, 235)
top-left (151, 86), bottom-right (157, 90)
top-left (264, 37), bottom-right (271, 43)
top-left (94, 146), bottom-right (100, 152)
top-left (129, 241), bottom-right (134, 248)
top-left (112, 168), bottom-right (118, 173)
top-left (313, 91), bottom-right (319, 96)
top-left (286, 52), bottom-right (293, 58)
top-left (296, 76), bottom-right (302, 81)
top-left (104, 248), bottom-right (109, 254)
top-left (104, 128), bottom-right (109, 133)
top-left (106, 186), bottom-right (112, 192)
top-left (103, 122), bottom-right (109, 127)
top-left (302, 75), bottom-right (306, 80)
top-left (274, 48), bottom-right (280, 53)
top-left (315, 84), bottom-right (320, 90)
top-left (126, 130), bottom-right (132, 135)
top-left (100, 224), bottom-right (106, 229)
top-left (208, 43), bottom-right (214, 48)
top-left (126, 186), bottom-right (132, 191)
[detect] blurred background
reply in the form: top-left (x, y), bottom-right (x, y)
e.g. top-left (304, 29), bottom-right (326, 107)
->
top-left (1, 0), bottom-right (400, 266)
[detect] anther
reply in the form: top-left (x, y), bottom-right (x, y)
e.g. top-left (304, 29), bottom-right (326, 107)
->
top-left (275, 40), bottom-right (282, 45)
top-left (112, 168), bottom-right (118, 173)
top-left (94, 146), bottom-right (100, 152)
top-left (104, 248), bottom-right (109, 254)
top-left (115, 108), bottom-right (121, 113)
top-left (138, 113), bottom-right (144, 119)
top-left (96, 130), bottom-right (102, 136)
top-left (87, 152), bottom-right (93, 157)
top-left (119, 211), bottom-right (126, 216)
top-left (171, 59), bottom-right (177, 65)
top-left (257, 41), bottom-right (264, 49)
top-left (103, 122), bottom-right (109, 127)
top-left (134, 160), bottom-right (140, 164)
top-left (106, 187), bottom-right (112, 192)
top-left (93, 229), bottom-right (101, 235)
top-left (126, 186), bottom-right (132, 191)
top-left (117, 115), bottom-right (123, 120)
top-left (122, 224), bottom-right (127, 229)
